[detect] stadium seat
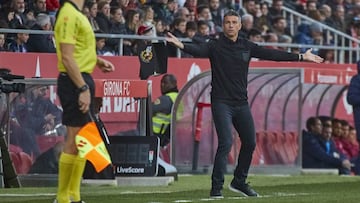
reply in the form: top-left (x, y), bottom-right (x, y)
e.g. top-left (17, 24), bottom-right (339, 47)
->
top-left (9, 151), bottom-right (33, 174)
top-left (36, 135), bottom-right (64, 153)
top-left (263, 131), bottom-right (281, 164)
top-left (9, 144), bottom-right (23, 153)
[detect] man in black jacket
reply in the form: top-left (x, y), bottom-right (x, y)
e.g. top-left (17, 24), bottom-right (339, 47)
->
top-left (166, 10), bottom-right (323, 198)
top-left (26, 13), bottom-right (56, 53)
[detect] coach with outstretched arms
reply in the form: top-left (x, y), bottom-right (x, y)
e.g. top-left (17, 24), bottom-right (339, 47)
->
top-left (166, 10), bottom-right (323, 198)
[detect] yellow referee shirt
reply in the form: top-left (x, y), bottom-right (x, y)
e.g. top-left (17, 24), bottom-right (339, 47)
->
top-left (54, 1), bottom-right (96, 73)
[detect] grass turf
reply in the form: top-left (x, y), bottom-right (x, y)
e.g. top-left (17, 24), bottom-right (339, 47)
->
top-left (0, 174), bottom-right (359, 203)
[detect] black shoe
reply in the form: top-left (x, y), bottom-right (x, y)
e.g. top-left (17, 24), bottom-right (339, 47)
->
top-left (228, 181), bottom-right (259, 197)
top-left (71, 201), bottom-right (85, 203)
top-left (210, 189), bottom-right (224, 199)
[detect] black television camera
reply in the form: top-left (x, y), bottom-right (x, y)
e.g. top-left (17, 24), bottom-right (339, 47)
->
top-left (0, 68), bottom-right (25, 94)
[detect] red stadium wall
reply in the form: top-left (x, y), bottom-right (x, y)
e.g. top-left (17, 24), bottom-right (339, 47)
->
top-left (0, 52), bottom-right (357, 134)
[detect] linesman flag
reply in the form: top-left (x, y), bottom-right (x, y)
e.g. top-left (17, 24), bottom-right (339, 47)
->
top-left (75, 121), bottom-right (112, 172)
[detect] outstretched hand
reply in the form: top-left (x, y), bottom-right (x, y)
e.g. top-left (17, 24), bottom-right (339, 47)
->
top-left (165, 32), bottom-right (184, 49)
top-left (303, 48), bottom-right (324, 63)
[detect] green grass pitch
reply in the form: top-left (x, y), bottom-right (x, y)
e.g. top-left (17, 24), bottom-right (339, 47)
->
top-left (0, 174), bottom-right (359, 203)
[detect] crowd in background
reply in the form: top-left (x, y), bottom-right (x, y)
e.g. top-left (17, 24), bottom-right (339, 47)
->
top-left (1, 0), bottom-right (360, 62)
top-left (302, 116), bottom-right (360, 175)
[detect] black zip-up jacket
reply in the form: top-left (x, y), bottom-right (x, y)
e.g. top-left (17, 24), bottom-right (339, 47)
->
top-left (183, 33), bottom-right (299, 105)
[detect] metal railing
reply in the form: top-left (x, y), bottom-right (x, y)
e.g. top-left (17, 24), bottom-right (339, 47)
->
top-left (0, 26), bottom-right (358, 64)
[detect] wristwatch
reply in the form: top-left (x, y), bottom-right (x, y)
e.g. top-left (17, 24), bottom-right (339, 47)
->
top-left (77, 84), bottom-right (89, 93)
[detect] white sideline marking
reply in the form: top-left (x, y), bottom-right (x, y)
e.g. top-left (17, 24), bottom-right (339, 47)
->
top-left (0, 193), bottom-right (55, 197)
top-left (165, 192), bottom-right (314, 203)
top-left (121, 191), bottom-right (172, 194)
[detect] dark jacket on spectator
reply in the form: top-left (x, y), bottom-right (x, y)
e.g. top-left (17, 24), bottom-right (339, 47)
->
top-left (302, 130), bottom-right (347, 171)
top-left (26, 24), bottom-right (56, 53)
top-left (95, 12), bottom-right (112, 33)
top-left (107, 21), bottom-right (127, 54)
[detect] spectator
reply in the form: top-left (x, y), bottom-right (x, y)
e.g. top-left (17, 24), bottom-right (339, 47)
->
top-left (305, 0), bottom-right (318, 15)
top-left (8, 0), bottom-right (27, 29)
top-left (26, 13), bottom-right (56, 53)
top-left (141, 5), bottom-right (157, 39)
top-left (196, 20), bottom-right (211, 41)
top-left (197, 5), bottom-right (217, 35)
top-left (0, 32), bottom-right (7, 51)
top-left (318, 49), bottom-right (335, 63)
top-left (263, 32), bottom-right (279, 50)
top-left (153, 0), bottom-right (174, 26)
top-left (168, 18), bottom-right (187, 57)
top-left (348, 126), bottom-right (360, 159)
top-left (175, 7), bottom-right (191, 22)
top-left (302, 117), bottom-right (351, 175)
top-left (183, 20), bottom-right (210, 57)
top-left (10, 85), bottom-right (61, 158)
top-left (278, 34), bottom-right (292, 51)
top-left (270, 15), bottom-right (292, 42)
top-left (330, 5), bottom-right (346, 32)
top-left (332, 118), bottom-right (348, 156)
top-left (248, 28), bottom-right (263, 43)
top-left (188, 7), bottom-right (196, 22)
top-left (268, 0), bottom-right (284, 20)
top-left (154, 19), bottom-right (167, 36)
top-left (82, 3), bottom-right (90, 18)
top-left (95, 0), bottom-right (112, 33)
top-left (293, 22), bottom-right (323, 55)
top-left (319, 4), bottom-right (333, 26)
top-left (123, 9), bottom-right (141, 55)
top-left (185, 20), bottom-right (196, 37)
top-left (33, 0), bottom-right (47, 16)
top-left (341, 122), bottom-right (359, 160)
top-left (7, 25), bottom-right (29, 52)
top-left (25, 86), bottom-right (62, 135)
top-left (10, 94), bottom-right (41, 157)
top-left (46, 0), bottom-right (60, 14)
top-left (113, 0), bottom-right (130, 16)
top-left (254, 1), bottom-right (271, 34)
top-left (107, 6), bottom-right (126, 54)
top-left (170, 17), bottom-right (187, 37)
top-left (166, 0), bottom-right (178, 21)
top-left (85, 1), bottom-right (100, 31)
top-left (95, 30), bottom-right (113, 56)
top-left (238, 0), bottom-right (256, 16)
top-left (184, 0), bottom-right (197, 16)
top-left (238, 14), bottom-right (253, 39)
top-left (209, 0), bottom-right (225, 32)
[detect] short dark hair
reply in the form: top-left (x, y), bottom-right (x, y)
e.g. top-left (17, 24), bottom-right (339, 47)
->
top-left (161, 74), bottom-right (178, 93)
top-left (248, 28), bottom-right (261, 37)
top-left (306, 116), bottom-right (318, 131)
top-left (223, 10), bottom-right (240, 19)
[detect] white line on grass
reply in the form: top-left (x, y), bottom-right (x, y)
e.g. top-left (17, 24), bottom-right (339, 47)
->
top-left (0, 193), bottom-right (55, 197)
top-left (145, 192), bottom-right (315, 203)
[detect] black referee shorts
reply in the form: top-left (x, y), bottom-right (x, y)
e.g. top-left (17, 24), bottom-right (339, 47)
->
top-left (57, 72), bottom-right (95, 127)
